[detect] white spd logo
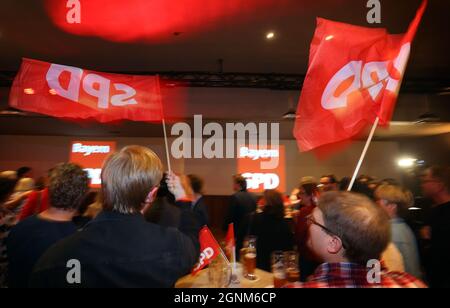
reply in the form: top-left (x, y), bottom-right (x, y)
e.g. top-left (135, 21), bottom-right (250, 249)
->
top-left (322, 43), bottom-right (410, 110)
top-left (46, 64), bottom-right (138, 109)
top-left (193, 247), bottom-right (214, 272)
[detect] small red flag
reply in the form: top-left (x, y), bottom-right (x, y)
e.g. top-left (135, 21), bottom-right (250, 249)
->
top-left (294, 1), bottom-right (427, 152)
top-left (9, 58), bottom-right (163, 123)
top-left (192, 226), bottom-right (221, 275)
top-left (225, 223), bottom-right (235, 262)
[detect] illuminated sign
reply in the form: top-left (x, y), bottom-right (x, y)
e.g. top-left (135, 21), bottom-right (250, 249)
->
top-left (69, 141), bottom-right (116, 188)
top-left (237, 145), bottom-right (285, 193)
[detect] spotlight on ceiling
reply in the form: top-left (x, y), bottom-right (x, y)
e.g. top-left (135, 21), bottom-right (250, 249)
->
top-left (266, 32), bottom-right (275, 40)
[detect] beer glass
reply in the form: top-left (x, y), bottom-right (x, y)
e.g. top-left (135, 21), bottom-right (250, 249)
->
top-left (208, 257), bottom-right (232, 288)
top-left (271, 251), bottom-right (287, 288)
top-left (243, 236), bottom-right (257, 280)
top-left (284, 251), bottom-right (300, 283)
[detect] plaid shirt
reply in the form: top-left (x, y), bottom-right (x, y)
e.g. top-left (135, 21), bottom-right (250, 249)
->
top-left (286, 262), bottom-right (427, 288)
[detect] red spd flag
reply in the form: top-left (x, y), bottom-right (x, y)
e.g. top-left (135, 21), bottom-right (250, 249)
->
top-left (294, 1), bottom-right (427, 152)
top-left (192, 226), bottom-right (221, 275)
top-left (9, 58), bottom-right (163, 123)
top-left (225, 223), bottom-right (235, 262)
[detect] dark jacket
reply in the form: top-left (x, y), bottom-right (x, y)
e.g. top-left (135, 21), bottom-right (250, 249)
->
top-left (144, 196), bottom-right (182, 228)
top-left (192, 196), bottom-right (209, 227)
top-left (223, 190), bottom-right (257, 232)
top-left (29, 202), bottom-right (200, 288)
top-left (237, 212), bottom-right (294, 272)
top-left (6, 215), bottom-right (77, 288)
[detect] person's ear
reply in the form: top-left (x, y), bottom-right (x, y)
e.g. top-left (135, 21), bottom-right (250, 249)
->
top-left (141, 186), bottom-right (159, 214)
top-left (387, 203), bottom-right (397, 214)
top-left (327, 235), bottom-right (344, 255)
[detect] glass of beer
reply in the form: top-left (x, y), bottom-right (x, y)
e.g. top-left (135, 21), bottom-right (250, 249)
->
top-left (208, 257), bottom-right (232, 288)
top-left (243, 236), bottom-right (257, 280)
top-left (271, 251), bottom-right (287, 288)
top-left (284, 251), bottom-right (300, 283)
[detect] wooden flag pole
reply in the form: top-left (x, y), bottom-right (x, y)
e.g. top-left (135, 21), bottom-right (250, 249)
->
top-left (347, 117), bottom-right (380, 191)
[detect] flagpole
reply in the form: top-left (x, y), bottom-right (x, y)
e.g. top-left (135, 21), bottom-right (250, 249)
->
top-left (347, 117), bottom-right (380, 191)
top-left (162, 118), bottom-right (172, 174)
top-left (157, 76), bottom-right (172, 174)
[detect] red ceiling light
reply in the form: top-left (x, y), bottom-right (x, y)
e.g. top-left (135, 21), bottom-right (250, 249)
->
top-left (45, 0), bottom-right (281, 43)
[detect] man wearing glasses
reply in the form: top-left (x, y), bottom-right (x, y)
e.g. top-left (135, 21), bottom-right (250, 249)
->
top-left (286, 191), bottom-right (426, 288)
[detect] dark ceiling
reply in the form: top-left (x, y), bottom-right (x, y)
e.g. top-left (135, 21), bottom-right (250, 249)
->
top-left (0, 0), bottom-right (448, 139)
top-left (0, 0), bottom-right (449, 77)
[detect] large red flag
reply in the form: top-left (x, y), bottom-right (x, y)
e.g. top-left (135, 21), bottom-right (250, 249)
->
top-left (294, 1), bottom-right (427, 152)
top-left (9, 58), bottom-right (163, 123)
top-left (192, 226), bottom-right (222, 275)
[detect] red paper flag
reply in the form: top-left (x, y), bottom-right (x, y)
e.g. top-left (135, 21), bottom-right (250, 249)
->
top-left (192, 226), bottom-right (221, 275)
top-left (9, 58), bottom-right (163, 123)
top-left (294, 1), bottom-right (427, 152)
top-left (225, 223), bottom-right (235, 262)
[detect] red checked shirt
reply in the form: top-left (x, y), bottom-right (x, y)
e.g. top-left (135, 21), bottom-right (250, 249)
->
top-left (286, 262), bottom-right (427, 288)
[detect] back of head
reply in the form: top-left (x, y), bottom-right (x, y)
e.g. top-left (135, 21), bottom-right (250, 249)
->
top-left (16, 166), bottom-right (31, 178)
top-left (187, 174), bottom-right (204, 195)
top-left (233, 174), bottom-right (247, 191)
top-left (262, 189), bottom-right (284, 219)
top-left (155, 173), bottom-right (176, 203)
top-left (375, 184), bottom-right (413, 219)
top-left (318, 191), bottom-right (391, 265)
top-left (49, 163), bottom-right (89, 211)
top-left (300, 176), bottom-right (317, 197)
top-left (101, 145), bottom-right (163, 214)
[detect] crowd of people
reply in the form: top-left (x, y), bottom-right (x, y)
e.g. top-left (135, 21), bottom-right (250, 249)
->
top-left (0, 145), bottom-right (449, 288)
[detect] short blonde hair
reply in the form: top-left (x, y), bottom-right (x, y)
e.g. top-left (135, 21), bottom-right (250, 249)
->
top-left (318, 191), bottom-right (391, 265)
top-left (375, 184), bottom-right (413, 218)
top-left (101, 145), bottom-right (163, 214)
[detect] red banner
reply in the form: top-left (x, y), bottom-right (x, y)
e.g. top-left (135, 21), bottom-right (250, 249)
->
top-left (192, 226), bottom-right (221, 275)
top-left (9, 58), bottom-right (163, 123)
top-left (294, 1), bottom-right (427, 152)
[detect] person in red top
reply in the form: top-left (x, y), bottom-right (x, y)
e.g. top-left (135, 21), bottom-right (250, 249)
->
top-left (287, 191), bottom-right (426, 288)
top-left (18, 188), bottom-right (50, 221)
top-left (18, 169), bottom-right (53, 221)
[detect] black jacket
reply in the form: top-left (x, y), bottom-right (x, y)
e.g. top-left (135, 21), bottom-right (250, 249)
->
top-left (29, 202), bottom-right (200, 288)
top-left (223, 190), bottom-right (257, 232)
top-left (237, 212), bottom-right (294, 272)
top-left (192, 196), bottom-right (209, 227)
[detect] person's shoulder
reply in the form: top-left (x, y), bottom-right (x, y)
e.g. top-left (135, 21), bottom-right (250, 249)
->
top-left (8, 215), bottom-right (40, 236)
top-left (32, 230), bottom-right (84, 272)
top-left (383, 271), bottom-right (428, 288)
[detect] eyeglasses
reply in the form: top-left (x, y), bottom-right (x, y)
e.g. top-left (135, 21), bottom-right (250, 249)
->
top-left (306, 214), bottom-right (347, 249)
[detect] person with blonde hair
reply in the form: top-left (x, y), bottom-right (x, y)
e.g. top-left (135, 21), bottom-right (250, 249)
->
top-left (375, 184), bottom-right (421, 278)
top-left (30, 146), bottom-right (200, 288)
